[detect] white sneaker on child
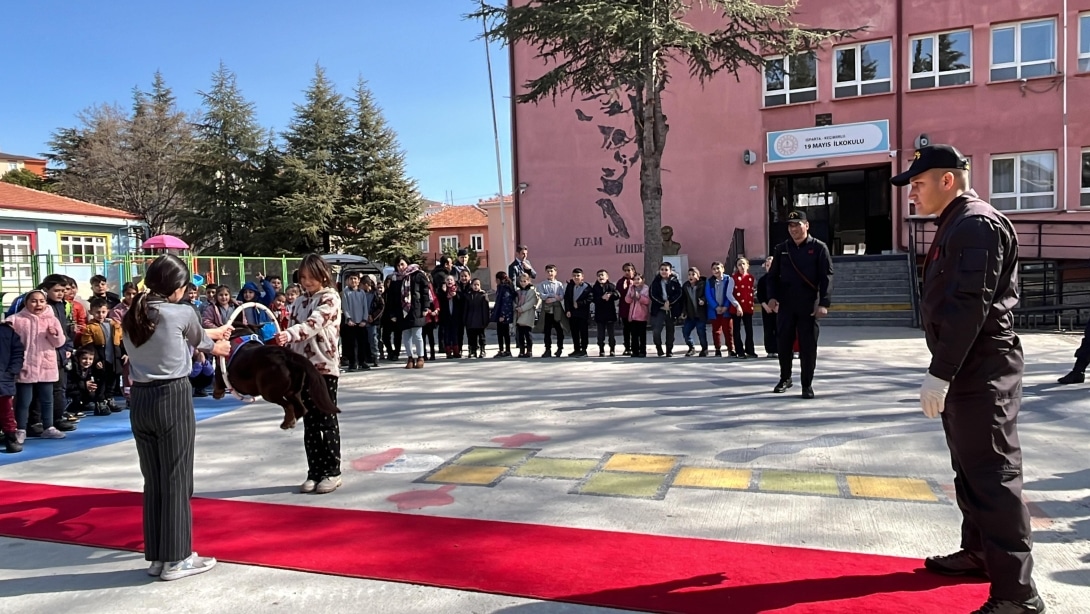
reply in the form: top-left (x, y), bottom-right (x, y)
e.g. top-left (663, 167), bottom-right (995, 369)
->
top-left (147, 561), bottom-right (164, 577)
top-left (41, 427), bottom-right (66, 439)
top-left (15, 430), bottom-right (25, 444)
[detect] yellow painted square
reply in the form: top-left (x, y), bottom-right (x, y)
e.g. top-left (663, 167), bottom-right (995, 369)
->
top-left (673, 467), bottom-right (752, 490)
top-left (452, 447), bottom-right (534, 467)
top-left (602, 453), bottom-right (679, 474)
top-left (846, 476), bottom-right (938, 502)
top-left (515, 458), bottom-right (599, 479)
top-left (759, 471), bottom-right (839, 496)
top-left (579, 472), bottom-right (667, 498)
top-left (425, 465), bottom-right (507, 485)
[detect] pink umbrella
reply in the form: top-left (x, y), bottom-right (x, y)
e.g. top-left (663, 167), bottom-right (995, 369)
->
top-left (142, 234), bottom-right (189, 250)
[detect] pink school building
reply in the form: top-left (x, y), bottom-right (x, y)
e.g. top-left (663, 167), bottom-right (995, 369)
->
top-left (508, 0), bottom-right (1090, 290)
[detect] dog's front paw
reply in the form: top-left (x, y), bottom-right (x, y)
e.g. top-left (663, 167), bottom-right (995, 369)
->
top-left (280, 419), bottom-right (296, 430)
top-left (212, 390), bottom-right (225, 400)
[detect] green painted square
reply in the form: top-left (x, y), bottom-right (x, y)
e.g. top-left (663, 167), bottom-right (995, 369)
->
top-left (515, 457), bottom-right (599, 479)
top-left (452, 447), bottom-right (535, 467)
top-left (579, 471), bottom-right (667, 498)
top-left (759, 470), bottom-right (840, 496)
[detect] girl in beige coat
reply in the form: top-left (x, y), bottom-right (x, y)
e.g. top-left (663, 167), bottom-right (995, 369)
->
top-left (514, 273), bottom-right (541, 358)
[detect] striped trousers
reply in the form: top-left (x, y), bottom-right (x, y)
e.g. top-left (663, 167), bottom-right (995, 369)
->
top-left (130, 377), bottom-right (194, 563)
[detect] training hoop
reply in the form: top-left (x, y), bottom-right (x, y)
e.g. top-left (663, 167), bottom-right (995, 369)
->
top-left (217, 301), bottom-right (283, 402)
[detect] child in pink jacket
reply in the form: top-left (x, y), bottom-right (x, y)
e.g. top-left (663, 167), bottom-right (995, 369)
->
top-left (10, 289), bottom-right (68, 440)
top-left (624, 273), bottom-right (651, 357)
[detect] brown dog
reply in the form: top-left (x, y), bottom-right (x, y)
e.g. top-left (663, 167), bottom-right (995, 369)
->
top-left (213, 325), bottom-right (340, 429)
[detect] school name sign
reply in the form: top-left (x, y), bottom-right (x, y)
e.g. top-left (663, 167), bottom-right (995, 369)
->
top-left (767, 120), bottom-right (890, 163)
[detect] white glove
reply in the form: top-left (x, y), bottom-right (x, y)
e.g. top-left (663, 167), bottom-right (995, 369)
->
top-left (919, 372), bottom-right (950, 419)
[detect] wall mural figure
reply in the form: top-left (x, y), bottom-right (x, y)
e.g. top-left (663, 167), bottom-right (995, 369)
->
top-left (574, 93), bottom-right (638, 240)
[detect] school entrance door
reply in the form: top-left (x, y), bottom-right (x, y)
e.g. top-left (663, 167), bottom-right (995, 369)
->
top-left (767, 166), bottom-right (893, 256)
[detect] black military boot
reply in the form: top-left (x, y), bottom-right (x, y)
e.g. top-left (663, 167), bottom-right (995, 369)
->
top-left (4, 432), bottom-right (21, 454)
top-left (1057, 358), bottom-right (1087, 384)
top-left (772, 379), bottom-right (793, 393)
top-left (924, 550), bottom-right (988, 577)
top-left (969, 594), bottom-right (1047, 614)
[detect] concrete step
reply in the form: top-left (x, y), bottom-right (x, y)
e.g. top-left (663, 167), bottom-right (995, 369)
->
top-left (823, 317), bottom-right (915, 327)
top-left (834, 295), bottom-right (911, 305)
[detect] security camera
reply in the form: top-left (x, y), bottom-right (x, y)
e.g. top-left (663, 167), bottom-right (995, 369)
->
top-left (518, 182), bottom-right (529, 194)
top-left (889, 151), bottom-right (897, 158)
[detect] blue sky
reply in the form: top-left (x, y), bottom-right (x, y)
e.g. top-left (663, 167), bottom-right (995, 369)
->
top-left (0, 1), bottom-right (511, 205)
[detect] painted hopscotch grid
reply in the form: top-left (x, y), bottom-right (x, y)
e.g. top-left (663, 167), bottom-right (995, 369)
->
top-left (568, 453), bottom-right (687, 501)
top-left (415, 447), bottom-right (540, 487)
top-left (416, 447), bottom-right (950, 505)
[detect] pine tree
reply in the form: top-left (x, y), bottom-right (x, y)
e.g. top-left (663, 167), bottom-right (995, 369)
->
top-left (338, 78), bottom-right (429, 263)
top-left (179, 63), bottom-right (265, 254)
top-left (270, 64), bottom-right (351, 254)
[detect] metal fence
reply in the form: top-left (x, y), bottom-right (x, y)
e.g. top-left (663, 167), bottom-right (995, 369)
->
top-left (1, 253), bottom-right (304, 308)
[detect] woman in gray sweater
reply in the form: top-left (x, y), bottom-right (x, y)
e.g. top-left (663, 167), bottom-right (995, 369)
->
top-left (122, 255), bottom-right (232, 582)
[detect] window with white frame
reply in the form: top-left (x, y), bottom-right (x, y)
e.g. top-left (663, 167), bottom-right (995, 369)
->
top-left (991, 19), bottom-right (1056, 81)
top-left (0, 233), bottom-right (33, 281)
top-left (763, 52), bottom-right (817, 107)
top-left (910, 30), bottom-right (972, 89)
top-left (418, 238), bottom-right (429, 253)
top-left (834, 40), bottom-right (892, 98)
top-left (469, 234), bottom-right (484, 251)
top-left (439, 235), bottom-right (459, 253)
top-left (59, 233), bottom-right (109, 264)
top-left (6, 162), bottom-right (17, 171)
top-left (1079, 14), bottom-right (1090, 72)
top-left (1081, 150), bottom-right (1090, 206)
top-left (991, 152), bottom-right (1056, 211)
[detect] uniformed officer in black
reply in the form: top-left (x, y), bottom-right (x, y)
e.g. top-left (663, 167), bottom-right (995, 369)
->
top-left (765, 210), bottom-right (833, 399)
top-left (893, 144), bottom-right (1045, 614)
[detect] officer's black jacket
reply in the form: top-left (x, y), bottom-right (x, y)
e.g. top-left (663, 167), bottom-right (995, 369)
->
top-left (766, 235), bottom-right (833, 310)
top-left (921, 190), bottom-right (1021, 392)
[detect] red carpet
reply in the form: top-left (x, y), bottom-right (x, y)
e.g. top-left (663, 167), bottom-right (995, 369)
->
top-left (0, 480), bottom-right (987, 613)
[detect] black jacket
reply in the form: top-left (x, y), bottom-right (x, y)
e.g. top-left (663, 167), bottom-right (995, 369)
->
top-left (564, 281), bottom-right (594, 319)
top-left (91, 291), bottom-right (121, 310)
top-left (649, 274), bottom-right (684, 319)
top-left (766, 235), bottom-right (833, 311)
top-left (0, 321), bottom-right (24, 398)
top-left (394, 270), bottom-right (432, 330)
top-left (67, 363), bottom-right (106, 404)
top-left (463, 290), bottom-right (491, 329)
top-left (920, 190), bottom-right (1022, 395)
top-left (438, 286), bottom-right (465, 325)
top-left (591, 281), bottom-right (619, 324)
top-left (682, 278), bottom-right (708, 320)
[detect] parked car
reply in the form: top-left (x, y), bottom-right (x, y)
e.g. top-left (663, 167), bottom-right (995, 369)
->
top-left (320, 254), bottom-right (386, 289)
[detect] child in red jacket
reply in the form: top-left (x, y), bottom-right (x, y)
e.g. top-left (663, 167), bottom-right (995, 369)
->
top-left (732, 258), bottom-right (757, 358)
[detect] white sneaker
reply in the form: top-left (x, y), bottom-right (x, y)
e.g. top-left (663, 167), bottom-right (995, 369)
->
top-left (160, 553), bottom-right (216, 581)
top-left (315, 476), bottom-right (342, 494)
top-left (147, 561), bottom-right (164, 577)
top-left (41, 427), bottom-right (66, 439)
top-left (15, 430), bottom-right (25, 444)
top-left (300, 479), bottom-right (316, 493)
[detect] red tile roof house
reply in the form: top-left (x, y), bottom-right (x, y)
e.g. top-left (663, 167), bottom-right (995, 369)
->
top-left (0, 183), bottom-right (145, 308)
top-left (422, 204), bottom-right (491, 273)
top-left (0, 151), bottom-right (47, 178)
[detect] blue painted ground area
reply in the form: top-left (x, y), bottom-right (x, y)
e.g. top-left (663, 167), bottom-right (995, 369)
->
top-left (0, 397), bottom-right (245, 465)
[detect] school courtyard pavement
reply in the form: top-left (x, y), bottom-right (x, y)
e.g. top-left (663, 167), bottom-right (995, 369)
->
top-left (0, 325), bottom-right (1088, 613)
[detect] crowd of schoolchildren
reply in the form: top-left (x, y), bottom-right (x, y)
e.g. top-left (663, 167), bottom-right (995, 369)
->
top-left (0, 248), bottom-right (779, 455)
top-left (332, 248), bottom-right (780, 368)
